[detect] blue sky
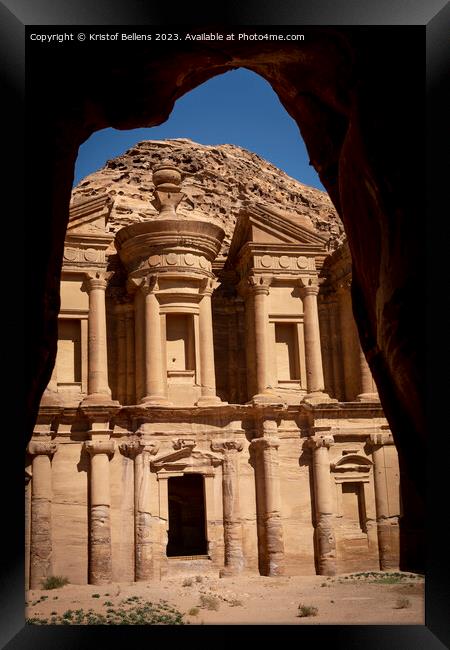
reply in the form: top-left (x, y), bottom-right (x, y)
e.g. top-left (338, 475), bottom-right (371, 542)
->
top-left (74, 68), bottom-right (324, 191)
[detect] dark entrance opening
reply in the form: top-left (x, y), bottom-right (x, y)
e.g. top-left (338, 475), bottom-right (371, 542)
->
top-left (167, 474), bottom-right (207, 557)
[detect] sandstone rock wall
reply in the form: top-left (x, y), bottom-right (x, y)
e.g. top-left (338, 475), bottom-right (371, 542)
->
top-left (72, 138), bottom-right (345, 259)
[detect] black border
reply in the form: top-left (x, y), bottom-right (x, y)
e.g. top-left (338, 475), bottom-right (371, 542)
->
top-left (2, 1), bottom-right (449, 647)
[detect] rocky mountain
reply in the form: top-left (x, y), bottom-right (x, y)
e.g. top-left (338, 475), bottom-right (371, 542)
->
top-left (72, 138), bottom-right (344, 256)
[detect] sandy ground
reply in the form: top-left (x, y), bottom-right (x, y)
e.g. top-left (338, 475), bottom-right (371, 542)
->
top-left (25, 572), bottom-right (425, 626)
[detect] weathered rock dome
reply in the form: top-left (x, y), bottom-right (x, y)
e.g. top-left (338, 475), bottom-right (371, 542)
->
top-left (72, 138), bottom-right (344, 258)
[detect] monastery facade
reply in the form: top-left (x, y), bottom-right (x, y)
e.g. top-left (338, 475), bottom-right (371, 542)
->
top-left (26, 161), bottom-right (400, 587)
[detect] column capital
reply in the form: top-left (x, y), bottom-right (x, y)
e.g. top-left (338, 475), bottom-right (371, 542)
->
top-left (173, 438), bottom-right (196, 451)
top-left (141, 275), bottom-right (159, 295)
top-left (250, 437), bottom-right (280, 451)
top-left (84, 440), bottom-right (115, 457)
top-left (27, 440), bottom-right (57, 457)
top-left (120, 438), bottom-right (160, 458)
top-left (298, 276), bottom-right (320, 296)
top-left (211, 440), bottom-right (244, 454)
top-left (304, 433), bottom-right (335, 450)
top-left (367, 431), bottom-right (395, 447)
top-left (199, 277), bottom-right (220, 296)
top-left (248, 274), bottom-right (272, 295)
top-left (84, 270), bottom-right (112, 292)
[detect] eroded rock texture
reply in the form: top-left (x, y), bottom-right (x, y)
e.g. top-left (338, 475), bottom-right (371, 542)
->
top-left (27, 28), bottom-right (425, 570)
top-left (72, 138), bottom-right (344, 257)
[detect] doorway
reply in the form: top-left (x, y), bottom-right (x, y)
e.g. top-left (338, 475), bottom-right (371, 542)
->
top-left (167, 474), bottom-right (207, 557)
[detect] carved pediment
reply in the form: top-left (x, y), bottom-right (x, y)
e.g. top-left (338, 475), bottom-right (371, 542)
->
top-left (68, 194), bottom-right (113, 235)
top-left (331, 454), bottom-right (372, 473)
top-left (151, 441), bottom-right (222, 472)
top-left (228, 202), bottom-right (328, 259)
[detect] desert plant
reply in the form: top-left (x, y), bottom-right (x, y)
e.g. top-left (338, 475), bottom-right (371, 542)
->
top-left (25, 600), bottom-right (185, 625)
top-left (394, 597), bottom-right (411, 609)
top-left (199, 594), bottom-right (220, 611)
top-left (297, 603), bottom-right (318, 618)
top-left (182, 578), bottom-right (193, 587)
top-left (195, 575), bottom-right (203, 583)
top-left (188, 607), bottom-right (200, 616)
top-left (229, 598), bottom-right (243, 607)
top-left (41, 576), bottom-right (69, 590)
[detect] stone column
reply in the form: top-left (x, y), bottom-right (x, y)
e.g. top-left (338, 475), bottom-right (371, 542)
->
top-left (141, 276), bottom-right (169, 405)
top-left (27, 441), bottom-right (57, 589)
top-left (318, 295), bottom-right (334, 396)
top-left (120, 439), bottom-right (159, 581)
top-left (85, 440), bottom-right (115, 584)
top-left (251, 427), bottom-right (285, 576)
top-left (211, 440), bottom-right (244, 576)
top-left (248, 275), bottom-right (274, 400)
top-left (115, 303), bottom-right (127, 404)
top-left (337, 280), bottom-right (360, 401)
top-left (305, 432), bottom-right (337, 575)
top-left (368, 432), bottom-right (400, 570)
top-left (328, 296), bottom-right (345, 401)
top-left (299, 280), bottom-right (327, 397)
top-left (25, 468), bottom-right (32, 590)
top-left (84, 272), bottom-right (114, 403)
top-left (356, 345), bottom-right (379, 401)
top-left (124, 304), bottom-right (136, 405)
top-left (133, 284), bottom-right (145, 403)
top-left (196, 278), bottom-right (222, 406)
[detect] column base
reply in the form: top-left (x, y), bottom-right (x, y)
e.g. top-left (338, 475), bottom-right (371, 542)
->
top-left (195, 395), bottom-right (226, 407)
top-left (302, 391), bottom-right (338, 406)
top-left (219, 565), bottom-right (243, 578)
top-left (249, 391), bottom-right (287, 406)
top-left (81, 394), bottom-right (120, 407)
top-left (356, 392), bottom-right (379, 402)
top-left (140, 395), bottom-right (172, 407)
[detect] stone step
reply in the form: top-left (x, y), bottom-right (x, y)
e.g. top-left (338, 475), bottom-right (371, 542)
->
top-left (162, 556), bottom-right (220, 578)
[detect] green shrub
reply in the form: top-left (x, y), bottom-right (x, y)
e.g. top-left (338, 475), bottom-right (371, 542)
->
top-left (41, 576), bottom-right (69, 590)
top-left (25, 600), bottom-right (185, 625)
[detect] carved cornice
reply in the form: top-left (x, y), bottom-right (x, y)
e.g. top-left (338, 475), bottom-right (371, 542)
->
top-left (27, 441), bottom-right (57, 457)
top-left (84, 440), bottom-right (115, 457)
top-left (253, 253), bottom-right (316, 273)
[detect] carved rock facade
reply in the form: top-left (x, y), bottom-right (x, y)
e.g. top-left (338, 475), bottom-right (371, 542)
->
top-left (26, 151), bottom-right (400, 586)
